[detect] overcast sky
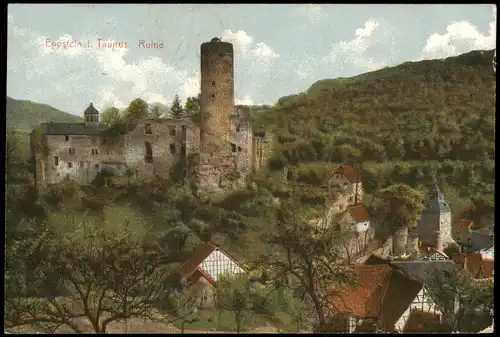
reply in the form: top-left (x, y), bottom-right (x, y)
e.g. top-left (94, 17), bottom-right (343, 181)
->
top-left (7, 4), bottom-right (497, 116)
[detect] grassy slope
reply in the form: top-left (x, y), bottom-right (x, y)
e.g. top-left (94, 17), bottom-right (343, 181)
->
top-left (7, 96), bottom-right (82, 133)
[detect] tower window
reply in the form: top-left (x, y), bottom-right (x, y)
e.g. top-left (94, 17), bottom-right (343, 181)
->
top-left (181, 144), bottom-right (186, 157)
top-left (212, 81), bottom-right (216, 86)
top-left (169, 126), bottom-right (176, 136)
top-left (65, 135), bottom-right (69, 141)
top-left (145, 124), bottom-right (152, 134)
top-left (231, 143), bottom-right (236, 153)
top-left (67, 162), bottom-right (73, 168)
top-left (145, 141), bottom-right (153, 163)
top-left (54, 156), bottom-right (59, 166)
top-left (169, 144), bottom-right (176, 154)
top-left (69, 148), bottom-right (75, 155)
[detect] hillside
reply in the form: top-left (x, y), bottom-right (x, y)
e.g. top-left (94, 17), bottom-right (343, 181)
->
top-left (6, 96), bottom-right (82, 133)
top-left (248, 49), bottom-right (495, 214)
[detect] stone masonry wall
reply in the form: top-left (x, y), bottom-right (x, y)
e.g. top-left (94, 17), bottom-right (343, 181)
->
top-left (44, 133), bottom-right (102, 185)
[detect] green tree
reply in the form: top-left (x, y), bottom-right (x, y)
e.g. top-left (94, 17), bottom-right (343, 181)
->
top-left (377, 184), bottom-right (424, 229)
top-left (123, 98), bottom-right (149, 122)
top-left (150, 103), bottom-right (168, 118)
top-left (461, 196), bottom-right (494, 227)
top-left (215, 274), bottom-right (270, 333)
top-left (5, 221), bottom-right (183, 333)
top-left (170, 95), bottom-right (185, 120)
top-left (426, 269), bottom-right (494, 332)
top-left (258, 201), bottom-right (356, 332)
top-left (100, 107), bottom-right (121, 127)
top-left (5, 131), bottom-right (30, 186)
top-left (185, 94), bottom-right (201, 123)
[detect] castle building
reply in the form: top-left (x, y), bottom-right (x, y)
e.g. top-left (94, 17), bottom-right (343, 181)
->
top-left (30, 38), bottom-right (270, 194)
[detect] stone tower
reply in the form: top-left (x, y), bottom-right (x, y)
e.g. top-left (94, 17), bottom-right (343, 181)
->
top-left (200, 37), bottom-right (234, 152)
top-left (417, 184), bottom-right (452, 248)
top-left (84, 103), bottom-right (99, 127)
top-left (190, 37), bottom-right (239, 195)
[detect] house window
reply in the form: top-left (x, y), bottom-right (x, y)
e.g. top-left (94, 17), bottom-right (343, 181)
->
top-left (95, 164), bottom-right (99, 169)
top-left (237, 146), bottom-right (242, 152)
top-left (169, 126), bottom-right (176, 136)
top-left (54, 156), bottom-right (59, 166)
top-left (231, 143), bottom-right (236, 153)
top-left (169, 144), bottom-right (176, 154)
top-left (65, 135), bottom-right (69, 141)
top-left (69, 148), bottom-right (75, 155)
top-left (79, 161), bottom-right (84, 168)
top-left (236, 124), bottom-right (241, 132)
top-left (145, 124), bottom-right (152, 134)
top-left (91, 149), bottom-right (99, 155)
top-left (336, 173), bottom-right (342, 179)
top-left (211, 93), bottom-right (215, 98)
top-left (67, 162), bottom-right (73, 168)
top-left (145, 141), bottom-right (153, 163)
top-left (212, 81), bottom-right (215, 86)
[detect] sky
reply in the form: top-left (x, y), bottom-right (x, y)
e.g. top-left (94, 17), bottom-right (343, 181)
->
top-left (7, 4), bottom-right (497, 116)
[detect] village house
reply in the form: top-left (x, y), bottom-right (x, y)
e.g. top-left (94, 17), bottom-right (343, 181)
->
top-left (324, 264), bottom-right (438, 333)
top-left (451, 251), bottom-right (494, 280)
top-left (326, 164), bottom-right (363, 208)
top-left (452, 219), bottom-right (494, 252)
top-left (354, 254), bottom-right (457, 332)
top-left (178, 242), bottom-right (246, 308)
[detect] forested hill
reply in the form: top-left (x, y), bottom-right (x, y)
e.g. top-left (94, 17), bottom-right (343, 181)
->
top-left (6, 96), bottom-right (82, 133)
top-left (252, 49), bottom-right (495, 165)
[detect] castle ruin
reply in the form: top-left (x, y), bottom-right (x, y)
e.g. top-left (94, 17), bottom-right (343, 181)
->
top-left (30, 37), bottom-right (270, 195)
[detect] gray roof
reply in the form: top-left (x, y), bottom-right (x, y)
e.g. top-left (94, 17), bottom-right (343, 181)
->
top-left (84, 103), bottom-right (99, 115)
top-left (39, 122), bottom-right (104, 136)
top-left (421, 184), bottom-right (451, 213)
top-left (471, 227), bottom-right (493, 236)
top-left (390, 260), bottom-right (456, 283)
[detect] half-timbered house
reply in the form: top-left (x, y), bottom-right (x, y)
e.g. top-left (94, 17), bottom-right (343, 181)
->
top-left (178, 242), bottom-right (246, 307)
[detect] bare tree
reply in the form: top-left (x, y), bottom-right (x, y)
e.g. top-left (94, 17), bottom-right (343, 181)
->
top-left (257, 201), bottom-right (356, 332)
top-left (5, 222), bottom-right (183, 333)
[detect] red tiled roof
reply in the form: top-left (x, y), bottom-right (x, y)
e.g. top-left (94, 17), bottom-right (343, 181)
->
top-left (179, 242), bottom-right (216, 278)
top-left (179, 242), bottom-right (247, 282)
top-left (452, 219), bottom-right (473, 229)
top-left (403, 308), bottom-right (441, 332)
top-left (452, 253), bottom-right (494, 279)
top-left (329, 164), bottom-right (362, 183)
top-left (329, 264), bottom-right (422, 331)
top-left (347, 203), bottom-right (370, 222)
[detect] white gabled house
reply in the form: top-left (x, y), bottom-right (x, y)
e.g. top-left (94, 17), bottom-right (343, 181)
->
top-left (178, 242), bottom-right (246, 307)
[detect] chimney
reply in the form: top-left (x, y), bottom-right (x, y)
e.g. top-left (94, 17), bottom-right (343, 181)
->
top-left (435, 231), bottom-right (443, 251)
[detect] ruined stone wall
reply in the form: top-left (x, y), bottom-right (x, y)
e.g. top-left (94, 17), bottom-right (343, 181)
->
top-left (122, 119), bottom-right (190, 180)
top-left (44, 134), bottom-right (101, 185)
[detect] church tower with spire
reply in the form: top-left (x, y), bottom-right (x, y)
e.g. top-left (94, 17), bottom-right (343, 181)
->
top-left (417, 184), bottom-right (453, 249)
